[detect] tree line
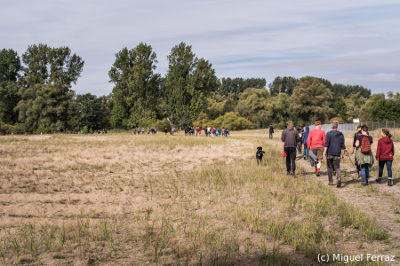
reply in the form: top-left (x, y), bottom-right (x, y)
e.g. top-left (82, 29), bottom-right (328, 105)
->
top-left (1, 43), bottom-right (399, 133)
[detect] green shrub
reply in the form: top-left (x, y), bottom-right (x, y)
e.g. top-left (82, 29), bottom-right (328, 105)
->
top-left (153, 119), bottom-right (171, 132)
top-left (193, 113), bottom-right (211, 128)
top-left (211, 112), bottom-right (254, 130)
top-left (0, 122), bottom-right (13, 134)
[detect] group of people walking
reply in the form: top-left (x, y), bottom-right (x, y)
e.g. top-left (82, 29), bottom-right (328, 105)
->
top-left (281, 120), bottom-right (395, 187)
top-left (184, 126), bottom-right (230, 136)
top-left (133, 127), bottom-right (157, 135)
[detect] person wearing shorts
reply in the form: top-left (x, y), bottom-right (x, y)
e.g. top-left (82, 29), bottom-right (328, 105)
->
top-left (307, 121), bottom-right (326, 176)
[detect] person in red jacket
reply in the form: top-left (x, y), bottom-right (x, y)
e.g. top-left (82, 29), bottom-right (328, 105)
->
top-left (307, 121), bottom-right (326, 176)
top-left (376, 128), bottom-right (395, 186)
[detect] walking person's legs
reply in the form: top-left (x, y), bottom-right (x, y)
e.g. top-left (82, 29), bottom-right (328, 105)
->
top-left (303, 144), bottom-right (308, 159)
top-left (387, 161), bottom-right (393, 186)
top-left (376, 160), bottom-right (385, 183)
top-left (361, 164), bottom-right (368, 185)
top-left (289, 148), bottom-right (296, 174)
top-left (333, 157), bottom-right (342, 187)
top-left (312, 148), bottom-right (323, 176)
top-left (327, 157), bottom-right (334, 184)
top-left (386, 160), bottom-right (392, 179)
top-left (284, 147), bottom-right (291, 174)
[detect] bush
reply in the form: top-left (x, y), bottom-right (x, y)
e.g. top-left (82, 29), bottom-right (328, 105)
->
top-left (153, 119), bottom-right (171, 132)
top-left (329, 117), bottom-right (345, 123)
top-left (0, 122), bottom-right (13, 135)
top-left (12, 123), bottom-right (25, 134)
top-left (211, 112), bottom-right (254, 130)
top-left (193, 113), bottom-right (211, 128)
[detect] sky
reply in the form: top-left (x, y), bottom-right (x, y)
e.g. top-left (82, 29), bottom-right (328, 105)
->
top-left (1, 0), bottom-right (400, 96)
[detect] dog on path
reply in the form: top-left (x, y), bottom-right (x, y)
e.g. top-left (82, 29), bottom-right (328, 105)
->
top-left (256, 146), bottom-right (266, 165)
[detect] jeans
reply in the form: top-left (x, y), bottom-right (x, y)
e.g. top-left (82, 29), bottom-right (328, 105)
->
top-left (379, 160), bottom-right (393, 179)
top-left (284, 147), bottom-right (297, 173)
top-left (269, 133), bottom-right (273, 139)
top-left (302, 144), bottom-right (309, 158)
top-left (361, 164), bottom-right (370, 184)
top-left (296, 144), bottom-right (301, 154)
top-left (327, 156), bottom-right (341, 182)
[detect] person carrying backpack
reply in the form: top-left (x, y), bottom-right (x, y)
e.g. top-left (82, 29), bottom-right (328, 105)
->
top-left (307, 121), bottom-right (326, 176)
top-left (323, 121), bottom-right (346, 187)
top-left (355, 125), bottom-right (374, 186)
top-left (281, 121), bottom-right (301, 176)
top-left (350, 125), bottom-right (362, 177)
top-left (375, 129), bottom-right (395, 186)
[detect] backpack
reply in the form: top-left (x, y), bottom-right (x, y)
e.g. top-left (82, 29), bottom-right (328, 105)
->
top-left (361, 136), bottom-right (371, 154)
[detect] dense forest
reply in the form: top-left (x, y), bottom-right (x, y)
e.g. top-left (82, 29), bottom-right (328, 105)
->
top-left (1, 43), bottom-right (400, 133)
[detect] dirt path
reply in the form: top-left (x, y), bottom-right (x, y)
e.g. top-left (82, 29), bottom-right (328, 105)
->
top-left (266, 138), bottom-right (400, 258)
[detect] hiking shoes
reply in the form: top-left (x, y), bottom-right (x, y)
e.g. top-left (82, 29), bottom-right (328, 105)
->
top-left (337, 178), bottom-right (341, 188)
top-left (388, 179), bottom-right (393, 186)
top-left (375, 178), bottom-right (382, 184)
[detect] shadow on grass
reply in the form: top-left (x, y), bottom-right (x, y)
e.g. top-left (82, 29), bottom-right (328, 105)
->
top-left (203, 251), bottom-right (310, 266)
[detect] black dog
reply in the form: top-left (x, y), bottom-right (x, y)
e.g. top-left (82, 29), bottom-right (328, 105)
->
top-left (256, 146), bottom-right (265, 165)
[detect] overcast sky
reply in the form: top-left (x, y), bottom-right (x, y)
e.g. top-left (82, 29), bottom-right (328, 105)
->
top-left (1, 0), bottom-right (399, 96)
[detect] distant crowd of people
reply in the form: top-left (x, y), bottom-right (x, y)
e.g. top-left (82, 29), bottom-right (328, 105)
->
top-left (133, 127), bottom-right (157, 135)
top-left (130, 126), bottom-right (230, 137)
top-left (281, 120), bottom-right (395, 187)
top-left (184, 127), bottom-right (229, 137)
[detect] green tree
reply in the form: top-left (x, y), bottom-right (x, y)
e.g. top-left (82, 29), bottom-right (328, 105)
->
top-left (332, 84), bottom-right (371, 98)
top-left (269, 76), bottom-right (298, 96)
top-left (236, 88), bottom-right (270, 128)
top-left (359, 94), bottom-right (385, 121)
top-left (290, 76), bottom-right (333, 124)
top-left (219, 77), bottom-right (266, 97)
top-left (371, 98), bottom-right (400, 120)
top-left (211, 112), bottom-right (253, 130)
top-left (0, 49), bottom-right (21, 124)
top-left (109, 43), bottom-right (161, 128)
top-left (345, 92), bottom-right (367, 121)
top-left (358, 94), bottom-right (400, 121)
top-left (164, 42), bottom-right (218, 127)
top-left (329, 96), bottom-right (348, 121)
top-left (15, 44), bottom-right (84, 132)
top-left (265, 93), bottom-right (294, 128)
top-left (205, 92), bottom-right (236, 120)
top-left (69, 93), bottom-right (110, 132)
top-left (188, 58), bottom-right (219, 120)
top-left (193, 112), bottom-right (211, 128)
top-left (98, 95), bottom-right (112, 129)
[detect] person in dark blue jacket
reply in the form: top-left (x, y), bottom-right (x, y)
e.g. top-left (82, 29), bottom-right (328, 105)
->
top-left (323, 121), bottom-right (346, 187)
top-left (302, 126), bottom-right (310, 159)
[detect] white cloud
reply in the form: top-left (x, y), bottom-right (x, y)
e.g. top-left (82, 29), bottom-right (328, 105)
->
top-left (1, 0), bottom-right (400, 95)
top-left (372, 73), bottom-right (398, 82)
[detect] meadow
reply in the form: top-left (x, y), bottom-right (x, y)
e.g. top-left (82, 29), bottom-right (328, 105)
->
top-left (0, 130), bottom-right (399, 265)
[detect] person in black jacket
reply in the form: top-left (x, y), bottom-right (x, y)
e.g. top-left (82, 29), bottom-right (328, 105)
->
top-left (281, 121), bottom-right (301, 176)
top-left (269, 124), bottom-right (274, 139)
top-left (323, 121), bottom-right (346, 187)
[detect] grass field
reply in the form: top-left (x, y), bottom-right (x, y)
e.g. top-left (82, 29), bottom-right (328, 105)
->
top-left (0, 131), bottom-right (399, 265)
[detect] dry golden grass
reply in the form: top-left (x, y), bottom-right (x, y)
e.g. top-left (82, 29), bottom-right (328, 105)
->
top-left (0, 132), bottom-right (397, 265)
